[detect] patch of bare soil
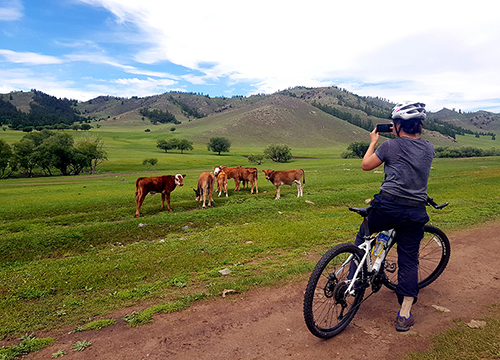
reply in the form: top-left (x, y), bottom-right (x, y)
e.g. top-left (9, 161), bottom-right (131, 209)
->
top-left (27, 222), bottom-right (500, 359)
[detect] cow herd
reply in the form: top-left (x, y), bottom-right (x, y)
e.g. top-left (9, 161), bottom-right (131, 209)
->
top-left (134, 166), bottom-right (305, 217)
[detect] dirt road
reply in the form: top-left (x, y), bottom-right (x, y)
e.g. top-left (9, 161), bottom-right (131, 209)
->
top-left (30, 221), bottom-right (500, 359)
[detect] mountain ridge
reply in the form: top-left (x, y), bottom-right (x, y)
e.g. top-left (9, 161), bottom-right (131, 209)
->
top-left (1, 87), bottom-right (498, 148)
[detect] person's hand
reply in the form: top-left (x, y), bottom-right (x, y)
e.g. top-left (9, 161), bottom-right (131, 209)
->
top-left (369, 127), bottom-right (380, 144)
top-left (390, 122), bottom-right (396, 136)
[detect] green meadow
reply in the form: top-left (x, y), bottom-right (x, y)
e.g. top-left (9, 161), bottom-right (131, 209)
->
top-left (1, 125), bottom-right (499, 337)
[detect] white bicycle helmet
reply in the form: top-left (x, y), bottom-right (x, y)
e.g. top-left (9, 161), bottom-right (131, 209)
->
top-left (391, 101), bottom-right (426, 120)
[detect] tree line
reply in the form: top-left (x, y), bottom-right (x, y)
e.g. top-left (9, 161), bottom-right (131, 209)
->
top-left (0, 90), bottom-right (85, 130)
top-left (168, 96), bottom-right (206, 119)
top-left (340, 141), bottom-right (500, 159)
top-left (139, 108), bottom-right (180, 125)
top-left (0, 130), bottom-right (107, 178)
top-left (311, 101), bottom-right (374, 131)
top-left (425, 119), bottom-right (496, 140)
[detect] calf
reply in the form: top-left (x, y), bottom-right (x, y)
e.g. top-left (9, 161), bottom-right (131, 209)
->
top-left (193, 172), bottom-right (215, 208)
top-left (239, 167), bottom-right (258, 194)
top-left (262, 169), bottom-right (305, 200)
top-left (135, 174), bottom-right (186, 217)
top-left (213, 167), bottom-right (228, 197)
top-left (218, 165), bottom-right (258, 194)
top-left (218, 165), bottom-right (242, 192)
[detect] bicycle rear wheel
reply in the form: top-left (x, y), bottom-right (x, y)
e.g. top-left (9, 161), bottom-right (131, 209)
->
top-left (383, 225), bottom-right (451, 291)
top-left (303, 243), bottom-right (366, 339)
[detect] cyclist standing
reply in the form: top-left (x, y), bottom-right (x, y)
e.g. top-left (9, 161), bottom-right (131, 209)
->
top-left (356, 101), bottom-right (434, 331)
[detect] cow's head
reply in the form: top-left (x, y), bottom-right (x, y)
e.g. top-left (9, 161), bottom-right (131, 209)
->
top-left (213, 167), bottom-right (221, 176)
top-left (262, 169), bottom-right (274, 181)
top-left (175, 174), bottom-right (186, 186)
top-left (193, 187), bottom-right (200, 201)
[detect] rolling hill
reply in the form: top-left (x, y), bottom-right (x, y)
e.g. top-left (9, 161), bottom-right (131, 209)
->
top-left (2, 87), bottom-right (498, 149)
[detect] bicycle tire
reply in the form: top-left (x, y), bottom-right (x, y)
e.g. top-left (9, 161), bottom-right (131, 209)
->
top-left (383, 225), bottom-right (451, 291)
top-left (303, 243), bottom-right (366, 338)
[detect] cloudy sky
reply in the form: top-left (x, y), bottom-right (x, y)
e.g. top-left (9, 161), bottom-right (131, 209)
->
top-left (1, 0), bottom-right (499, 112)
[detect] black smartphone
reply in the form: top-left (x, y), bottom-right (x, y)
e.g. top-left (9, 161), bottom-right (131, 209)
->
top-left (376, 124), bottom-right (392, 133)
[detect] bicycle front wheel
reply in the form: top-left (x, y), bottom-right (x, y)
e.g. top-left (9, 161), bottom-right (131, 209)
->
top-left (383, 225), bottom-right (451, 291)
top-left (303, 243), bottom-right (366, 339)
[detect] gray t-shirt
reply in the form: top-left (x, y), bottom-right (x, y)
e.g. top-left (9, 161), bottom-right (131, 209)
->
top-left (375, 137), bottom-right (435, 202)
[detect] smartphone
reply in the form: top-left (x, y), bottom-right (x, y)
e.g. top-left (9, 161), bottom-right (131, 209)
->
top-left (376, 124), bottom-right (392, 133)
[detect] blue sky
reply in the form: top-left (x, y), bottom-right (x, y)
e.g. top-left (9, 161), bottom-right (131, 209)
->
top-left (1, 0), bottom-right (500, 113)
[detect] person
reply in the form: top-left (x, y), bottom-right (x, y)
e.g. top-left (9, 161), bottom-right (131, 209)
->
top-left (355, 101), bottom-right (435, 332)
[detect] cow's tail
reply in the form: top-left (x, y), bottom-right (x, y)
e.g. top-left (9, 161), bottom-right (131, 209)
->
top-left (135, 177), bottom-right (144, 198)
top-left (302, 169), bottom-right (305, 183)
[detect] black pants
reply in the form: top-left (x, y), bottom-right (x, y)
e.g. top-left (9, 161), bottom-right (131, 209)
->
top-left (354, 193), bottom-right (429, 304)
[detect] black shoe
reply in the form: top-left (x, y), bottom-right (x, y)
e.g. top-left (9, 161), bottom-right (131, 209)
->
top-left (395, 312), bottom-right (414, 332)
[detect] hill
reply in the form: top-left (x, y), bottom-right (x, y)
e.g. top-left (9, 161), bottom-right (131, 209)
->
top-left (429, 108), bottom-right (500, 134)
top-left (1, 87), bottom-right (498, 148)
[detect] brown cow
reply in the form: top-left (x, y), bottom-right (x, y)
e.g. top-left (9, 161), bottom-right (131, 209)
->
top-left (262, 169), bottom-right (305, 200)
top-left (213, 167), bottom-right (228, 197)
top-left (218, 165), bottom-right (258, 194)
top-left (135, 174), bottom-right (186, 217)
top-left (239, 167), bottom-right (258, 194)
top-left (193, 172), bottom-right (215, 208)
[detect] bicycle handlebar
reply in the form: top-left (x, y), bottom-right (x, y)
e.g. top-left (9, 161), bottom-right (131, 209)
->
top-left (426, 197), bottom-right (449, 210)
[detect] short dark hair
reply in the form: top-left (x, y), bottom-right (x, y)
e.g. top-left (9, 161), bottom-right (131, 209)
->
top-left (393, 118), bottom-right (423, 135)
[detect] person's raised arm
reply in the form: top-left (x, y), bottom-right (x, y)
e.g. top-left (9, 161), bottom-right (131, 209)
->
top-left (361, 128), bottom-right (383, 171)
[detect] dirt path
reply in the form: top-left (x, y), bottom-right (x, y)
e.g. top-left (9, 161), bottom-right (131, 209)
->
top-left (30, 222), bottom-right (500, 359)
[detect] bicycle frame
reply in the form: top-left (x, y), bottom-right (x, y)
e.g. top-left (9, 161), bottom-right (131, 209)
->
top-left (343, 217), bottom-right (396, 296)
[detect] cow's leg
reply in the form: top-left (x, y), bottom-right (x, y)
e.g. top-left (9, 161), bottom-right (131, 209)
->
top-left (234, 178), bottom-right (240, 191)
top-left (135, 191), bottom-right (146, 217)
top-left (208, 187), bottom-right (214, 206)
top-left (166, 192), bottom-right (172, 211)
top-left (254, 179), bottom-right (258, 194)
top-left (295, 180), bottom-right (303, 197)
top-left (161, 192), bottom-right (166, 210)
top-left (202, 187), bottom-right (207, 208)
top-left (275, 185), bottom-right (280, 200)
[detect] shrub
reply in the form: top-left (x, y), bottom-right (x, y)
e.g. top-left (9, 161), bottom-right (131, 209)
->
top-left (341, 141), bottom-right (370, 159)
top-left (264, 144), bottom-right (292, 163)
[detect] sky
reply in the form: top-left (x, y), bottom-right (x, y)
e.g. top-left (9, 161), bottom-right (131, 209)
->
top-left (1, 0), bottom-right (500, 113)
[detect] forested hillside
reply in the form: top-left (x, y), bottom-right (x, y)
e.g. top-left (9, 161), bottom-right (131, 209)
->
top-left (1, 87), bottom-right (498, 143)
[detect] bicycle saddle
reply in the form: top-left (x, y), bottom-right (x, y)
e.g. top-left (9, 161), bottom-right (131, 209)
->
top-left (348, 206), bottom-right (373, 217)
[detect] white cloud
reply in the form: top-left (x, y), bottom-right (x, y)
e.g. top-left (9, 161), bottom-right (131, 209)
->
top-left (1, 0), bottom-right (499, 111)
top-left (0, 49), bottom-right (63, 65)
top-left (0, 0), bottom-right (23, 21)
top-left (72, 0), bottom-right (500, 111)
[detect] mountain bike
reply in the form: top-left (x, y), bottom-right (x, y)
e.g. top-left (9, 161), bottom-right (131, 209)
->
top-left (303, 197), bottom-right (450, 339)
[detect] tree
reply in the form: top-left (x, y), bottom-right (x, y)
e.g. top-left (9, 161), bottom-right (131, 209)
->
top-left (177, 139), bottom-right (193, 153)
top-left (42, 132), bottom-right (75, 175)
top-left (207, 137), bottom-right (231, 155)
top-left (248, 154), bottom-right (265, 165)
top-left (341, 141), bottom-right (370, 158)
top-left (75, 136), bottom-right (108, 174)
top-left (264, 144), bottom-right (292, 163)
top-left (12, 138), bottom-right (37, 177)
top-left (157, 138), bottom-right (178, 153)
top-left (142, 158), bottom-right (158, 170)
top-left (0, 139), bottom-right (14, 178)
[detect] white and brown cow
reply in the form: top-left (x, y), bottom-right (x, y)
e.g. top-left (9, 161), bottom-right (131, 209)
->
top-left (213, 167), bottom-right (228, 197)
top-left (193, 172), bottom-right (215, 208)
top-left (135, 174), bottom-right (186, 217)
top-left (262, 169), bottom-right (305, 200)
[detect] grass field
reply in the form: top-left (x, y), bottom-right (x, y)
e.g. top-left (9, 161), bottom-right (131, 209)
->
top-left (1, 122), bottom-right (500, 339)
